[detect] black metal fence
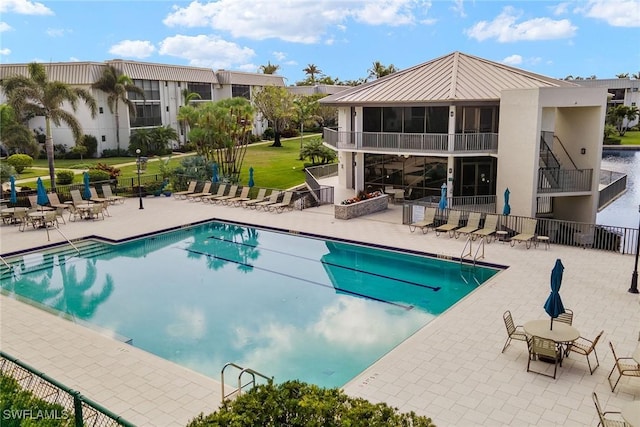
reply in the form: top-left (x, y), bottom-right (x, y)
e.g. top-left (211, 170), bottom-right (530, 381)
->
top-left (0, 351), bottom-right (133, 427)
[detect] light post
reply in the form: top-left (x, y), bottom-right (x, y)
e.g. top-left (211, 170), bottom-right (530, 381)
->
top-left (136, 148), bottom-right (144, 210)
top-left (630, 204), bottom-right (640, 294)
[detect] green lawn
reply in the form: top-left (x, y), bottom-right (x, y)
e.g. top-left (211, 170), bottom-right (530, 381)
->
top-left (620, 130), bottom-right (640, 145)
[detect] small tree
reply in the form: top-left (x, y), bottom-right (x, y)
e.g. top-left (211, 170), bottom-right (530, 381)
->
top-left (6, 154), bottom-right (33, 173)
top-left (252, 85), bottom-right (294, 147)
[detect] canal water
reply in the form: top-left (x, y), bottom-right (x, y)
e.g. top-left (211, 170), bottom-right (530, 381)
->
top-left (597, 150), bottom-right (640, 229)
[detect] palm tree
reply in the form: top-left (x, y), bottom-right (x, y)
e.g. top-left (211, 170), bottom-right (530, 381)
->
top-left (0, 104), bottom-right (38, 156)
top-left (368, 61), bottom-right (398, 80)
top-left (1, 62), bottom-right (97, 189)
top-left (92, 65), bottom-right (144, 152)
top-left (259, 61), bottom-right (280, 74)
top-left (616, 73), bottom-right (630, 79)
top-left (303, 64), bottom-right (322, 84)
top-left (177, 89), bottom-right (201, 146)
top-left (632, 72), bottom-right (640, 80)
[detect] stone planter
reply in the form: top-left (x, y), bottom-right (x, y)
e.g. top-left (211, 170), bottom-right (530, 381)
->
top-left (334, 195), bottom-right (389, 220)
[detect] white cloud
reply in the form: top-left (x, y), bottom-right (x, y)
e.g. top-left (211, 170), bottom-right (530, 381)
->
top-left (158, 34), bottom-right (255, 69)
top-left (580, 0), bottom-right (640, 27)
top-left (551, 2), bottom-right (571, 15)
top-left (450, 0), bottom-right (466, 17)
top-left (46, 28), bottom-right (70, 38)
top-left (0, 22), bottom-right (12, 32)
top-left (0, 48), bottom-right (11, 55)
top-left (162, 0), bottom-right (430, 44)
top-left (0, 0), bottom-right (52, 15)
top-left (109, 40), bottom-right (156, 59)
top-left (238, 63), bottom-right (258, 72)
top-left (69, 57), bottom-right (80, 62)
top-left (502, 54), bottom-right (523, 65)
top-left (273, 51), bottom-right (286, 61)
top-left (465, 6), bottom-right (577, 42)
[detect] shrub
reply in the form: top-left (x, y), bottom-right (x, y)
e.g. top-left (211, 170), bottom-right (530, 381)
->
top-left (188, 380), bottom-right (435, 427)
top-left (56, 170), bottom-right (75, 185)
top-left (86, 169), bottom-right (110, 182)
top-left (281, 127), bottom-right (300, 138)
top-left (604, 137), bottom-right (621, 145)
top-left (82, 134), bottom-right (98, 157)
top-left (262, 127), bottom-right (275, 140)
top-left (93, 162), bottom-right (121, 180)
top-left (101, 148), bottom-right (129, 158)
top-left (6, 153), bottom-right (33, 173)
top-left (0, 163), bottom-right (17, 183)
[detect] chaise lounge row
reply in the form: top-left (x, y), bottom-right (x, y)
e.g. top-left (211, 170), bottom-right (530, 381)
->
top-left (174, 182), bottom-right (295, 213)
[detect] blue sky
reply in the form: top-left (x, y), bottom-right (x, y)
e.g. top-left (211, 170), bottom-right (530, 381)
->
top-left (1, 0), bottom-right (638, 84)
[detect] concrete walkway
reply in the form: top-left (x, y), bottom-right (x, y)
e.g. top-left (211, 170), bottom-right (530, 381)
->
top-left (1, 192), bottom-right (639, 426)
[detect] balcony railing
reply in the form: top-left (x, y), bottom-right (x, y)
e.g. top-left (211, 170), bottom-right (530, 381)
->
top-left (537, 168), bottom-right (593, 193)
top-left (323, 128), bottom-right (498, 154)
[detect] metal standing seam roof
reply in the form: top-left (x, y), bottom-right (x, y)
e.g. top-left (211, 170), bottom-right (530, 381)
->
top-left (214, 70), bottom-right (285, 86)
top-left (320, 51), bottom-right (579, 105)
top-left (0, 60), bottom-right (220, 85)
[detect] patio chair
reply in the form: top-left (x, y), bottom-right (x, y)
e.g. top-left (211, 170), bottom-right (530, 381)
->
top-left (186, 182), bottom-right (212, 202)
top-left (269, 191), bottom-right (294, 213)
top-left (89, 187), bottom-right (110, 204)
top-left (510, 218), bottom-right (538, 249)
top-left (607, 341), bottom-right (640, 392)
top-left (592, 392), bottom-right (626, 427)
top-left (527, 335), bottom-right (562, 379)
top-left (408, 207), bottom-right (436, 234)
top-left (88, 203), bottom-right (105, 220)
top-left (568, 330), bottom-right (603, 374)
top-left (435, 210), bottom-right (461, 237)
top-left (201, 184), bottom-right (227, 203)
top-left (70, 189), bottom-right (86, 205)
top-left (225, 187), bottom-right (251, 206)
top-left (472, 214), bottom-right (499, 242)
top-left (254, 191), bottom-right (281, 211)
top-left (556, 308), bottom-right (573, 325)
top-left (454, 212), bottom-right (482, 239)
top-left (242, 188), bottom-right (268, 209)
top-left (210, 185), bottom-right (238, 205)
top-left (101, 184), bottom-right (125, 204)
top-left (502, 310), bottom-right (528, 353)
top-left (47, 193), bottom-right (68, 225)
top-left (173, 181), bottom-right (197, 199)
top-left (28, 195), bottom-right (53, 211)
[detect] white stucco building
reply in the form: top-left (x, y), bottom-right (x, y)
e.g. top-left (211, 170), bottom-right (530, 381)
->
top-left (576, 78), bottom-right (640, 128)
top-left (320, 52), bottom-right (609, 224)
top-left (0, 60), bottom-right (286, 154)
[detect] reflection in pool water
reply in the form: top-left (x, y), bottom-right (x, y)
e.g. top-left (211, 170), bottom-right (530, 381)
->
top-left (598, 150), bottom-right (640, 229)
top-left (1, 222), bottom-right (499, 388)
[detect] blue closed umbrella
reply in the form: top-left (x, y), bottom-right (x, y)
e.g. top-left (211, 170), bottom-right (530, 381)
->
top-left (9, 175), bottom-right (17, 204)
top-left (83, 172), bottom-right (91, 200)
top-left (212, 163), bottom-right (219, 183)
top-left (438, 183), bottom-right (447, 210)
top-left (248, 167), bottom-right (255, 187)
top-left (36, 177), bottom-right (49, 208)
top-left (544, 259), bottom-right (565, 330)
top-left (503, 188), bottom-right (511, 216)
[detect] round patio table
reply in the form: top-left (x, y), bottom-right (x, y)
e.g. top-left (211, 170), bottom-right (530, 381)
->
top-left (622, 401), bottom-right (640, 427)
top-left (523, 319), bottom-right (580, 343)
top-left (1, 207), bottom-right (29, 224)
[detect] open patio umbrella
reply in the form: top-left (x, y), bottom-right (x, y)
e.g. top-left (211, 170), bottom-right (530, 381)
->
top-left (544, 259), bottom-right (565, 330)
top-left (248, 167), bottom-right (255, 187)
top-left (503, 188), bottom-right (511, 216)
top-left (438, 183), bottom-right (447, 210)
top-left (9, 175), bottom-right (17, 204)
top-left (82, 172), bottom-right (91, 200)
top-left (212, 163), bottom-right (219, 183)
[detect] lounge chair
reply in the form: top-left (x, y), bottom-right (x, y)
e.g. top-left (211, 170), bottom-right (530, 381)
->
top-left (28, 195), bottom-right (53, 211)
top-left (510, 218), bottom-right (538, 249)
top-left (454, 212), bottom-right (481, 239)
top-left (408, 207), bottom-right (436, 234)
top-left (102, 184), bottom-right (125, 204)
top-left (47, 193), bottom-right (68, 225)
top-left (90, 187), bottom-right (110, 204)
top-left (225, 187), bottom-right (251, 206)
top-left (254, 191), bottom-right (281, 211)
top-left (186, 182), bottom-right (212, 202)
top-left (242, 188), bottom-right (268, 208)
top-left (173, 181), bottom-right (197, 199)
top-left (210, 185), bottom-right (238, 205)
top-left (201, 184), bottom-right (228, 203)
top-left (472, 214), bottom-right (499, 242)
top-left (70, 189), bottom-right (89, 206)
top-left (269, 191), bottom-right (294, 213)
top-left (435, 210), bottom-right (461, 237)
top-left (568, 330), bottom-right (603, 374)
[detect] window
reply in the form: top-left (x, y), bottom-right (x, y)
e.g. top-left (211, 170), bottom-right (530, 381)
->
top-left (382, 107), bottom-right (402, 132)
top-left (130, 103), bottom-right (162, 128)
top-left (129, 79), bottom-right (160, 101)
top-left (363, 107), bottom-right (382, 132)
top-left (232, 84), bottom-right (251, 99)
top-left (187, 83), bottom-right (212, 100)
top-left (403, 107), bottom-right (425, 133)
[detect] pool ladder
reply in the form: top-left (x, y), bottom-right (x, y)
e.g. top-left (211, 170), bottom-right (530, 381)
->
top-left (459, 236), bottom-right (485, 285)
top-left (220, 362), bottom-right (273, 403)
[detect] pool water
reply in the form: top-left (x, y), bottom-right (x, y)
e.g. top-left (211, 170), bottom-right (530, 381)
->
top-left (0, 221), bottom-right (499, 388)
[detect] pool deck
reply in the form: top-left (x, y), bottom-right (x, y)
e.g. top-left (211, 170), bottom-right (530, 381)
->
top-left (1, 189), bottom-right (639, 426)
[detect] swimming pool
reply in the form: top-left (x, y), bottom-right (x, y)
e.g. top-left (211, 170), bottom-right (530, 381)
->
top-left (0, 221), bottom-right (500, 388)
